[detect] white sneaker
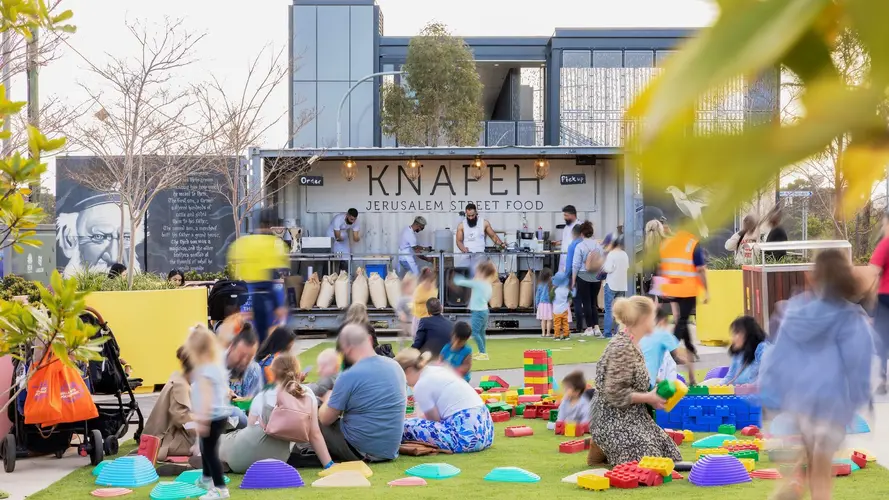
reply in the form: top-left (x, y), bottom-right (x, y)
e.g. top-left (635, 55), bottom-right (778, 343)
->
top-left (200, 487), bottom-right (230, 500)
top-left (593, 326), bottom-right (604, 338)
top-left (196, 477), bottom-right (213, 491)
top-left (554, 337), bottom-right (562, 342)
top-left (582, 327), bottom-right (594, 337)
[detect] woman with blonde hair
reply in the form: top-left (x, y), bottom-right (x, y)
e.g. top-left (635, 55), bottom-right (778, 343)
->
top-left (218, 353), bottom-right (334, 473)
top-left (395, 348), bottom-right (493, 453)
top-left (588, 296), bottom-right (681, 466)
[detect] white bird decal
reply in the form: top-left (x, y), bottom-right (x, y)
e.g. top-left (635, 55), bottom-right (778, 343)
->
top-left (666, 185), bottom-right (711, 239)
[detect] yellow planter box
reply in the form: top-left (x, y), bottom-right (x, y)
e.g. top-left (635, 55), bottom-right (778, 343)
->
top-left (85, 287), bottom-right (208, 389)
top-left (695, 270), bottom-right (743, 347)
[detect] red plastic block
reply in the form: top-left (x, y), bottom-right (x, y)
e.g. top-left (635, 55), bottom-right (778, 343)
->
top-left (666, 430), bottom-right (684, 446)
top-left (638, 469), bottom-right (663, 487)
top-left (577, 422), bottom-right (590, 435)
top-left (604, 471), bottom-right (638, 489)
top-left (583, 438), bottom-right (592, 450)
top-left (523, 407), bottom-right (538, 419)
top-left (726, 444), bottom-right (759, 452)
top-left (504, 426), bottom-right (534, 437)
top-left (491, 411), bottom-right (511, 423)
top-left (518, 395), bottom-right (541, 403)
top-left (741, 425), bottom-right (760, 436)
top-left (483, 375), bottom-right (509, 388)
top-left (555, 421), bottom-right (565, 435)
top-left (539, 409), bottom-right (551, 420)
top-left (671, 471), bottom-right (683, 480)
top-left (137, 434), bottom-right (160, 465)
top-left (852, 452), bottom-right (867, 469)
top-left (559, 440), bottom-right (586, 454)
top-left (487, 387), bottom-right (507, 393)
top-left (832, 463), bottom-right (851, 477)
top-left (474, 387), bottom-right (483, 394)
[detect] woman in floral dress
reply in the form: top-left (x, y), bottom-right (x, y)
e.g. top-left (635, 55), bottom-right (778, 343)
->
top-left (589, 296), bottom-right (682, 465)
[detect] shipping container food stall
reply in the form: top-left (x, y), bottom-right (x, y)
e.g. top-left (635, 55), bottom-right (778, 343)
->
top-left (742, 240), bottom-right (852, 334)
top-left (248, 146), bottom-right (638, 333)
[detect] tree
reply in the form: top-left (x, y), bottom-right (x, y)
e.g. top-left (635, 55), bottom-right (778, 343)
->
top-left (69, 18), bottom-right (215, 288)
top-left (194, 46), bottom-right (316, 238)
top-left (380, 22), bottom-right (483, 146)
top-left (626, 1), bottom-right (889, 236)
top-left (0, 2), bottom-right (106, 417)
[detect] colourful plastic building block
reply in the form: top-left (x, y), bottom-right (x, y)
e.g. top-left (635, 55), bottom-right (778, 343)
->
top-left (637, 469), bottom-right (664, 487)
top-left (604, 471), bottom-right (638, 489)
top-left (734, 384), bottom-right (757, 395)
top-left (474, 387), bottom-right (483, 394)
top-left (695, 448), bottom-right (728, 460)
top-left (559, 440), bottom-right (586, 454)
top-left (682, 430), bottom-right (694, 441)
top-left (523, 406), bottom-right (538, 419)
top-left (718, 424), bottom-right (736, 435)
top-left (709, 385), bottom-right (735, 395)
top-left (639, 457), bottom-right (674, 477)
top-left (852, 452), bottom-right (867, 469)
top-left (138, 435), bottom-right (160, 465)
top-left (750, 469), bottom-right (782, 480)
top-left (480, 381), bottom-right (499, 390)
top-left (539, 409), bottom-right (551, 420)
top-left (504, 390), bottom-right (519, 405)
top-left (564, 422), bottom-right (579, 437)
top-left (555, 421), bottom-right (565, 435)
top-left (832, 463), bottom-right (851, 477)
top-left (729, 450), bottom-right (760, 461)
top-left (671, 471), bottom-right (684, 480)
top-left (687, 385), bottom-right (709, 395)
top-left (738, 458), bottom-right (755, 472)
top-left (504, 426), bottom-right (534, 437)
top-left (548, 409), bottom-right (559, 423)
top-left (491, 411), bottom-right (511, 423)
top-left (577, 422), bottom-right (590, 435)
top-left (480, 375), bottom-right (509, 388)
top-left (741, 425), bottom-right (760, 436)
top-left (665, 430), bottom-right (684, 446)
top-left (656, 379), bottom-right (688, 412)
top-left (726, 444), bottom-right (759, 453)
top-left (515, 404), bottom-right (526, 416)
top-left (577, 474), bottom-right (609, 491)
top-left (725, 438), bottom-right (763, 450)
top-left (518, 395), bottom-right (541, 404)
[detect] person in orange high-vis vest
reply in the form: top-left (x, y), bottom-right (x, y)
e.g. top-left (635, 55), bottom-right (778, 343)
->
top-left (659, 228), bottom-right (709, 358)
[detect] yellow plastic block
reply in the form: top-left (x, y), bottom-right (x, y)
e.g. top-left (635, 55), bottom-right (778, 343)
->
top-left (696, 448), bottom-right (728, 460)
top-left (725, 439), bottom-right (763, 450)
top-left (318, 461), bottom-right (373, 478)
top-left (482, 393), bottom-right (503, 402)
top-left (681, 430), bottom-right (695, 441)
top-left (522, 387), bottom-right (535, 395)
top-left (523, 358), bottom-right (534, 364)
top-left (708, 384), bottom-right (735, 395)
top-left (664, 380), bottom-right (688, 412)
top-left (564, 423), bottom-right (578, 437)
top-left (638, 457), bottom-right (675, 477)
top-left (577, 474), bottom-right (610, 491)
top-left (504, 390), bottom-right (519, 405)
top-left (525, 377), bottom-right (547, 385)
top-left (739, 458), bottom-right (755, 472)
top-left (480, 375), bottom-right (493, 382)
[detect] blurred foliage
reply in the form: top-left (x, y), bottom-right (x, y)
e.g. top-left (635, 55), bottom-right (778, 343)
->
top-left (0, 274), bottom-right (41, 303)
top-left (73, 270), bottom-right (177, 292)
top-left (184, 265), bottom-right (232, 282)
top-left (627, 0), bottom-right (889, 239)
top-left (381, 22), bottom-right (483, 146)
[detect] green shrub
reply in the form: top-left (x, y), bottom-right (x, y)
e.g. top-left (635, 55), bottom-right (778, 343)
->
top-left (73, 270), bottom-right (176, 292)
top-left (183, 265), bottom-right (232, 282)
top-left (0, 275), bottom-right (41, 303)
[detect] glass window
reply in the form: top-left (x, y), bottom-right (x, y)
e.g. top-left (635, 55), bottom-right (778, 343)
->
top-left (625, 50), bottom-right (654, 68)
top-left (562, 50), bottom-right (591, 68)
top-left (656, 50), bottom-right (676, 67)
top-left (593, 50), bottom-right (622, 68)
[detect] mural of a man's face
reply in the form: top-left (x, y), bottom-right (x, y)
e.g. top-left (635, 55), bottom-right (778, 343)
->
top-left (57, 196), bottom-right (145, 277)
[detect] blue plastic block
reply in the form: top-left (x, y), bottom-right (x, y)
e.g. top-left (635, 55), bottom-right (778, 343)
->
top-left (846, 414), bottom-right (870, 435)
top-left (688, 406), bottom-right (703, 418)
top-left (715, 405), bottom-right (729, 418)
top-left (670, 410), bottom-right (682, 424)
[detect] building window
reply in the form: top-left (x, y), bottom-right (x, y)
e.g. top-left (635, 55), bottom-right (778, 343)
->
top-left (656, 50), bottom-right (676, 67)
top-left (563, 50), bottom-right (591, 68)
top-left (625, 50), bottom-right (654, 68)
top-left (593, 50), bottom-right (622, 68)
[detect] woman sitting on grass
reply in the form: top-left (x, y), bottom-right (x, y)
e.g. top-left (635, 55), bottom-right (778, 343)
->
top-left (396, 348), bottom-right (494, 453)
top-left (588, 296), bottom-right (682, 466)
top-left (702, 315), bottom-right (769, 386)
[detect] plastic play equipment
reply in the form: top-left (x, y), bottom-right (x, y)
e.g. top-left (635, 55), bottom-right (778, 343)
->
top-left (95, 456), bottom-right (159, 488)
top-left (483, 467), bottom-right (541, 483)
top-left (405, 463), bottom-right (461, 480)
top-left (240, 459), bottom-right (305, 489)
top-left (689, 455), bottom-right (752, 487)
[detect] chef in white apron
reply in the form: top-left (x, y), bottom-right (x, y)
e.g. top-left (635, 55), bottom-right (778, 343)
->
top-left (397, 216), bottom-right (427, 277)
top-left (326, 208), bottom-right (361, 271)
top-left (455, 203), bottom-right (504, 273)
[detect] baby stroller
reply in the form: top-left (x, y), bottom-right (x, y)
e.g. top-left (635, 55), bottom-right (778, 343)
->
top-left (1, 307), bottom-right (144, 473)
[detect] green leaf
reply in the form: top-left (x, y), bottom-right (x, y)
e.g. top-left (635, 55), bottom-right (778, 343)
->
top-left (847, 0), bottom-right (889, 83)
top-left (632, 0), bottom-right (831, 140)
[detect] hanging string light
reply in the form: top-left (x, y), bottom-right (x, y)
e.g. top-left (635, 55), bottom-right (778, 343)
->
top-left (406, 158), bottom-right (421, 181)
top-left (535, 157), bottom-right (550, 179)
top-left (341, 158), bottom-right (357, 181)
top-left (470, 156), bottom-right (486, 180)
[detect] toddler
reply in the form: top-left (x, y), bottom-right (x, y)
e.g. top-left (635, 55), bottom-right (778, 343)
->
top-left (639, 307), bottom-right (695, 387)
top-left (183, 325), bottom-right (231, 500)
top-left (412, 268), bottom-right (438, 336)
top-left (396, 275), bottom-right (417, 348)
top-left (439, 321), bottom-right (473, 381)
top-left (535, 268), bottom-right (554, 337)
top-left (552, 271), bottom-right (572, 341)
top-left (454, 261), bottom-right (496, 361)
top-left (557, 370), bottom-right (591, 424)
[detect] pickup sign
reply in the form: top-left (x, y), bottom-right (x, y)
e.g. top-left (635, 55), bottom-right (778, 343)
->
top-left (560, 174), bottom-right (586, 185)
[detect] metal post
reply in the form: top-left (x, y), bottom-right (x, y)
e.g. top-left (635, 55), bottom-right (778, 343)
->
top-left (802, 198), bottom-right (808, 241)
top-left (336, 70), bottom-right (403, 148)
top-left (26, 28), bottom-right (38, 201)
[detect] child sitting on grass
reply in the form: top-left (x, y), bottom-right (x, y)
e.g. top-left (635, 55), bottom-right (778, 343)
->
top-left (639, 307), bottom-right (696, 387)
top-left (557, 370), bottom-right (591, 424)
top-left (439, 321), bottom-right (473, 382)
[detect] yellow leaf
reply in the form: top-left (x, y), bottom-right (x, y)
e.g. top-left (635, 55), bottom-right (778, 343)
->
top-left (630, 0), bottom-right (831, 143)
top-left (841, 144), bottom-right (889, 216)
top-left (847, 0), bottom-right (889, 83)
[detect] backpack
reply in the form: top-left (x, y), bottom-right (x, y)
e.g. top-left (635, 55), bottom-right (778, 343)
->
top-left (208, 280), bottom-right (249, 321)
top-left (260, 387), bottom-right (314, 443)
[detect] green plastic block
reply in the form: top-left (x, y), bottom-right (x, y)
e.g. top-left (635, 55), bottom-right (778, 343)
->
top-left (663, 473), bottom-right (673, 483)
top-left (687, 385), bottom-right (709, 395)
top-left (480, 381), bottom-right (499, 390)
top-left (548, 409), bottom-right (559, 422)
top-left (524, 363), bottom-right (549, 371)
top-left (718, 424), bottom-right (736, 435)
top-left (515, 404), bottom-right (526, 416)
top-left (486, 402), bottom-right (508, 412)
top-left (730, 450), bottom-right (760, 461)
top-left (501, 404), bottom-right (514, 414)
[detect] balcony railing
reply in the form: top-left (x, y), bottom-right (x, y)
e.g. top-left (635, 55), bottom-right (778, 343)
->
top-left (385, 120), bottom-right (544, 148)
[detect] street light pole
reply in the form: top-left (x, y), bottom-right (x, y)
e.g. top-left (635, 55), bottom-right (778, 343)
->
top-left (336, 70), bottom-right (403, 148)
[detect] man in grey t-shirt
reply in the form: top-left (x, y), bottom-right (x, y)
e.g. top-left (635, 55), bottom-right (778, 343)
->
top-left (318, 324), bottom-right (407, 461)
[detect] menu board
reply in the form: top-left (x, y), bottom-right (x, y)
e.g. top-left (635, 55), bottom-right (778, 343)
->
top-left (146, 172), bottom-right (236, 274)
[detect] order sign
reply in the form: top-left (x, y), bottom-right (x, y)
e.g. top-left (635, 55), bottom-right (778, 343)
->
top-left (560, 173), bottom-right (586, 185)
top-left (299, 175), bottom-right (323, 186)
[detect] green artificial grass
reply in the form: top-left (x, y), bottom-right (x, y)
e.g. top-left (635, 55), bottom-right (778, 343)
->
top-left (31, 419), bottom-right (889, 500)
top-left (297, 337), bottom-right (608, 381)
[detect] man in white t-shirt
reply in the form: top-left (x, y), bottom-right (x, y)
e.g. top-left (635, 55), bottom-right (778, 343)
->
top-left (326, 208), bottom-right (362, 270)
top-left (398, 216), bottom-right (428, 277)
top-left (455, 203), bottom-right (504, 272)
top-left (556, 205), bottom-right (578, 272)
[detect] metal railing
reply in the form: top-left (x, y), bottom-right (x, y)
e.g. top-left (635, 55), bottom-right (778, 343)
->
top-left (387, 120), bottom-right (544, 148)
